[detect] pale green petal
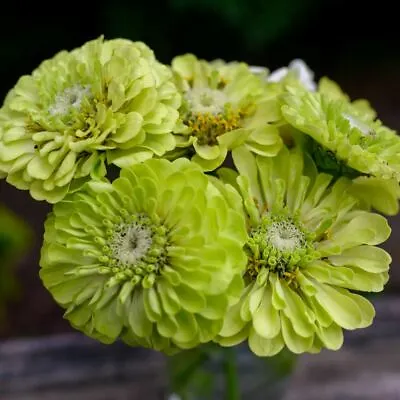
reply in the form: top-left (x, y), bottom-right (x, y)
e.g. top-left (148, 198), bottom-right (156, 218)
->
top-left (193, 141), bottom-right (221, 160)
top-left (281, 315), bottom-right (313, 354)
top-left (191, 147), bottom-right (227, 171)
top-left (218, 128), bottom-right (251, 148)
top-left (318, 212), bottom-right (391, 253)
top-left (328, 245), bottom-right (391, 273)
top-left (314, 283), bottom-right (365, 329)
top-left (93, 299), bottom-right (123, 340)
top-left (315, 322), bottom-right (343, 351)
top-left (128, 290), bottom-right (153, 337)
top-left (248, 329), bottom-right (284, 357)
top-left (280, 282), bottom-right (314, 337)
top-left (252, 286), bottom-right (281, 339)
top-left (232, 146), bottom-right (262, 204)
top-left (349, 176), bottom-right (399, 216)
top-left (218, 325), bottom-right (250, 347)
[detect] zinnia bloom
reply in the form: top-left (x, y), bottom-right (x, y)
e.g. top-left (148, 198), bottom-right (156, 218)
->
top-left (281, 82), bottom-right (400, 215)
top-left (0, 37), bottom-right (181, 203)
top-left (40, 158), bottom-right (247, 353)
top-left (169, 54), bottom-right (282, 171)
top-left (215, 146), bottom-right (391, 356)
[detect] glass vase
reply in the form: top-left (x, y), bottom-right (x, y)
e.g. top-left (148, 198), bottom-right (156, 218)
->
top-left (167, 343), bottom-right (297, 400)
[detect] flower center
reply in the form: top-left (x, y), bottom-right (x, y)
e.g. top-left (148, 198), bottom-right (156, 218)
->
top-left (183, 87), bottom-right (245, 146)
top-left (49, 84), bottom-right (92, 117)
top-left (110, 222), bottom-right (153, 265)
top-left (100, 213), bottom-right (168, 289)
top-left (267, 221), bottom-right (305, 252)
top-left (186, 88), bottom-right (227, 115)
top-left (245, 212), bottom-right (316, 284)
top-left (186, 110), bottom-right (243, 146)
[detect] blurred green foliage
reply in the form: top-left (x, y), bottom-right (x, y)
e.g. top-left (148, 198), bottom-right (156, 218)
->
top-left (0, 205), bottom-right (31, 320)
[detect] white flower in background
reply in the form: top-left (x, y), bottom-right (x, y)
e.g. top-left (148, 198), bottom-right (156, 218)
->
top-left (268, 59), bottom-right (316, 91)
top-left (250, 59), bottom-right (316, 92)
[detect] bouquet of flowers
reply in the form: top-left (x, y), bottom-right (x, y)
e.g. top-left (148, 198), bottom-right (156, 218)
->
top-left (0, 36), bottom-right (397, 397)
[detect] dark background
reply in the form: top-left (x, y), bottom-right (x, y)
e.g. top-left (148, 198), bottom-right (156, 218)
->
top-left (0, 0), bottom-right (399, 338)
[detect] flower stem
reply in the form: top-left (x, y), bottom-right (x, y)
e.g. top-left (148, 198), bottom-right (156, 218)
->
top-left (224, 348), bottom-right (240, 400)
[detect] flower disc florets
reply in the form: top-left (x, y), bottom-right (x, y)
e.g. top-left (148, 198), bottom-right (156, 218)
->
top-left (245, 211), bottom-right (317, 283)
top-left (102, 213), bottom-right (168, 289)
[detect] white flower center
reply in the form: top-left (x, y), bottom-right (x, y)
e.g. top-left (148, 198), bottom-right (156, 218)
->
top-left (49, 84), bottom-right (92, 116)
top-left (110, 222), bottom-right (153, 265)
top-left (343, 113), bottom-right (372, 136)
top-left (267, 221), bottom-right (304, 252)
top-left (186, 88), bottom-right (227, 114)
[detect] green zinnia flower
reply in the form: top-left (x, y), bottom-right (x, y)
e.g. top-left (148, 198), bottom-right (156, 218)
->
top-left (39, 158), bottom-right (247, 353)
top-left (169, 54), bottom-right (282, 171)
top-left (215, 146), bottom-right (391, 356)
top-left (0, 37), bottom-right (180, 203)
top-left (281, 82), bottom-right (400, 215)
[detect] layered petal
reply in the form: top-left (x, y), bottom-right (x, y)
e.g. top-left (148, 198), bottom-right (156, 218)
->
top-left (215, 146), bottom-right (392, 356)
top-left (281, 83), bottom-right (400, 215)
top-left (169, 54), bottom-right (282, 171)
top-left (0, 37), bottom-right (181, 203)
top-left (40, 158), bottom-right (247, 353)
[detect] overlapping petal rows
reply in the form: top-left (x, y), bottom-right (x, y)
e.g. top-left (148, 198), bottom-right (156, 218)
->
top-left (39, 158), bottom-right (247, 353)
top-left (169, 54), bottom-right (282, 171)
top-left (280, 83), bottom-right (400, 215)
top-left (0, 37), bottom-right (181, 203)
top-left (215, 146), bottom-right (391, 356)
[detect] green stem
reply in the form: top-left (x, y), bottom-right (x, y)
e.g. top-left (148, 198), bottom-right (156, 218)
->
top-left (170, 349), bottom-right (210, 393)
top-left (224, 348), bottom-right (240, 400)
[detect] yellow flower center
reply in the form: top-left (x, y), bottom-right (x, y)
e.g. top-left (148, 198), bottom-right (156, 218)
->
top-left (184, 87), bottom-right (246, 146)
top-left (187, 110), bottom-right (243, 146)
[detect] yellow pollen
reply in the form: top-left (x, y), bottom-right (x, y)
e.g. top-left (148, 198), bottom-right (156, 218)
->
top-left (187, 109), bottom-right (244, 146)
top-left (283, 268), bottom-right (299, 286)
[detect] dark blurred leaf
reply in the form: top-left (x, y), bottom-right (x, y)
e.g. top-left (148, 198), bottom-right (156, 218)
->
top-left (0, 205), bottom-right (32, 320)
